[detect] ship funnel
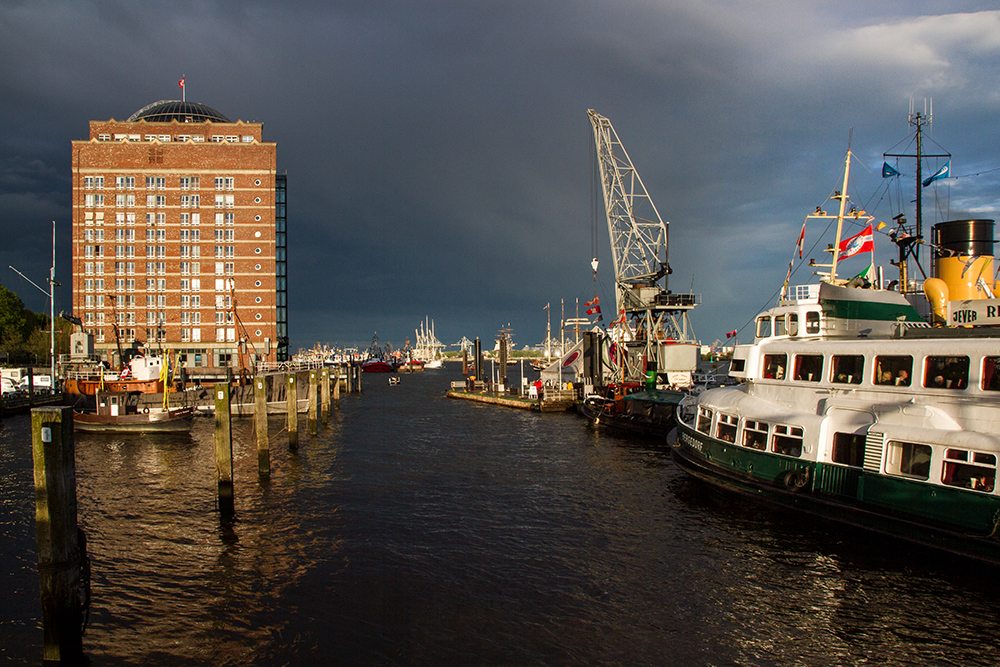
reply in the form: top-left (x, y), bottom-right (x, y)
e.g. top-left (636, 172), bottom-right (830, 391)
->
top-left (931, 219), bottom-right (997, 301)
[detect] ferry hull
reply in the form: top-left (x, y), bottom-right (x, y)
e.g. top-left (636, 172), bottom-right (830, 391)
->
top-left (73, 408), bottom-right (195, 433)
top-left (673, 420), bottom-right (1000, 565)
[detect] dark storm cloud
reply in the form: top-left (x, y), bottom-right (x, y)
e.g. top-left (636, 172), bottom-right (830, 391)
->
top-left (3, 1), bottom-right (1000, 351)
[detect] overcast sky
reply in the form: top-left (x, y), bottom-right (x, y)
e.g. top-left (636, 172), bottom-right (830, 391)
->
top-left (3, 1), bottom-right (1000, 352)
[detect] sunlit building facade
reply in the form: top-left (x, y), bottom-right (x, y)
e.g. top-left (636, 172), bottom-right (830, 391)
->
top-left (71, 100), bottom-right (288, 368)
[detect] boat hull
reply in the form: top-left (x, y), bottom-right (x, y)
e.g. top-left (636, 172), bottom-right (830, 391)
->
top-left (65, 377), bottom-right (164, 396)
top-left (73, 408), bottom-right (195, 433)
top-left (361, 361), bottom-right (395, 373)
top-left (673, 419), bottom-right (1000, 565)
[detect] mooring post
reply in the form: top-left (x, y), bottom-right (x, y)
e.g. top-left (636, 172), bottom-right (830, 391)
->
top-left (320, 368), bottom-right (331, 425)
top-left (308, 370), bottom-right (318, 435)
top-left (347, 366), bottom-right (355, 394)
top-left (357, 366), bottom-right (363, 393)
top-left (28, 366), bottom-right (35, 408)
top-left (214, 383), bottom-right (234, 514)
top-left (333, 366), bottom-right (341, 410)
top-left (254, 376), bottom-right (269, 477)
top-left (31, 406), bottom-right (85, 664)
top-left (286, 373), bottom-right (298, 449)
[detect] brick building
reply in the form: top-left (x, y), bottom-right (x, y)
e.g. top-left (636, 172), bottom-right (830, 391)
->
top-left (71, 100), bottom-right (289, 371)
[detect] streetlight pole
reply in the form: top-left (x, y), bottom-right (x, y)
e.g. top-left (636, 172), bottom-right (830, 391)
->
top-left (9, 221), bottom-right (59, 386)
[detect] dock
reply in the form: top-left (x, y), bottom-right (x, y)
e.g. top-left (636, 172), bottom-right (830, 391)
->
top-left (446, 383), bottom-right (576, 412)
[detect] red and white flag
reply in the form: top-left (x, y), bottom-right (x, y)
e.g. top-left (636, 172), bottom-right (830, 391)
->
top-left (585, 295), bottom-right (599, 307)
top-left (838, 224), bottom-right (874, 260)
top-left (179, 76), bottom-right (185, 89)
top-left (586, 303), bottom-right (601, 316)
top-left (796, 220), bottom-right (807, 258)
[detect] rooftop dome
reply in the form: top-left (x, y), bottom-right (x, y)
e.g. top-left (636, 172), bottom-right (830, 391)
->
top-left (127, 100), bottom-right (231, 123)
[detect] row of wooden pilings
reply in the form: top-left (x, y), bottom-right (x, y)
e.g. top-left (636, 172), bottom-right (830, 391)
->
top-left (28, 365), bottom-right (362, 664)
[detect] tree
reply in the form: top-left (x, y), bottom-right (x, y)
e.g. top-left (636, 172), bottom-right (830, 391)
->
top-left (0, 285), bottom-right (39, 361)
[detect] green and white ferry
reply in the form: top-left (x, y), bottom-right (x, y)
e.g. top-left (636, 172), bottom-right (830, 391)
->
top-left (674, 147), bottom-right (1000, 564)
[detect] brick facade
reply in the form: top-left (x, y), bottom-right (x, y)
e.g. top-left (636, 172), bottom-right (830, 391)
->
top-left (71, 105), bottom-right (283, 369)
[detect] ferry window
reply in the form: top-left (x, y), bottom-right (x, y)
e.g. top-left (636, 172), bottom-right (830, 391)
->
top-left (805, 311), bottom-right (820, 334)
top-left (831, 355), bottom-right (864, 384)
top-left (742, 420), bottom-right (768, 450)
top-left (832, 432), bottom-right (866, 467)
top-left (787, 314), bottom-right (798, 337)
top-left (793, 354), bottom-right (823, 382)
top-left (983, 357), bottom-right (1000, 391)
top-left (874, 355), bottom-right (912, 386)
top-left (923, 356), bottom-right (969, 389)
top-left (886, 440), bottom-right (931, 480)
top-left (716, 414), bottom-right (738, 443)
top-left (762, 354), bottom-right (786, 380)
top-left (775, 316), bottom-right (786, 337)
top-left (772, 424), bottom-right (803, 457)
top-left (730, 358), bottom-right (746, 373)
top-left (756, 316), bottom-right (772, 338)
top-left (696, 407), bottom-right (713, 435)
top-left (942, 449), bottom-right (996, 492)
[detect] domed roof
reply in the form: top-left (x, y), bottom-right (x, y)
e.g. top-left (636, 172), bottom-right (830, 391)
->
top-left (127, 100), bottom-right (231, 123)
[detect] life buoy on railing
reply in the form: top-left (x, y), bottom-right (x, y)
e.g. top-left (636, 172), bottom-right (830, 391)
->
top-left (142, 407), bottom-right (149, 414)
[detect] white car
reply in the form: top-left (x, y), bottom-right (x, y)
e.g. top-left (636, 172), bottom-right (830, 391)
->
top-left (1, 377), bottom-right (17, 395)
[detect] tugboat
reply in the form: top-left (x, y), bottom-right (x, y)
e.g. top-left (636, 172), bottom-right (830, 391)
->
top-left (674, 126), bottom-right (1000, 564)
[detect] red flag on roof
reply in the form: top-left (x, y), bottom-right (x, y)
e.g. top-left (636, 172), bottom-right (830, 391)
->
top-left (179, 76), bottom-right (185, 89)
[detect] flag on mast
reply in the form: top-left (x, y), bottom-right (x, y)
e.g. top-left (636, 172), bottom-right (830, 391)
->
top-left (179, 75), bottom-right (186, 102)
top-left (922, 161), bottom-right (951, 187)
top-left (796, 220), bottom-right (807, 258)
top-left (838, 224), bottom-right (874, 260)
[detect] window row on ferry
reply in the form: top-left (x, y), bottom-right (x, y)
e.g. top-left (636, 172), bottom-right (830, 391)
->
top-left (759, 352), bottom-right (1000, 391)
top-left (693, 406), bottom-right (997, 493)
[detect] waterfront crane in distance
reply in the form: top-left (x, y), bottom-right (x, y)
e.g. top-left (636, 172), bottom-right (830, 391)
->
top-left (588, 109), bottom-right (700, 384)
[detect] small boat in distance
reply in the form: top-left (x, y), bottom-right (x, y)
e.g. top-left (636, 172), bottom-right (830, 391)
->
top-left (74, 390), bottom-right (194, 433)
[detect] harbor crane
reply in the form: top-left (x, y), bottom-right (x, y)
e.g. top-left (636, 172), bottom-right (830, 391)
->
top-left (588, 109), bottom-right (699, 383)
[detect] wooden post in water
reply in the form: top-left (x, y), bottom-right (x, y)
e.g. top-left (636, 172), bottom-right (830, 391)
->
top-left (31, 406), bottom-right (85, 664)
top-left (214, 383), bottom-right (234, 514)
top-left (286, 373), bottom-right (298, 449)
top-left (357, 365), bottom-right (363, 393)
top-left (27, 366), bottom-right (35, 408)
top-left (254, 376), bottom-right (269, 477)
top-left (308, 370), bottom-right (318, 435)
top-left (321, 368), bottom-right (331, 425)
top-left (333, 366), bottom-right (341, 410)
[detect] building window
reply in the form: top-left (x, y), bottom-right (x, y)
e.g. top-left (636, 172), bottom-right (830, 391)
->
top-left (146, 177), bottom-right (165, 190)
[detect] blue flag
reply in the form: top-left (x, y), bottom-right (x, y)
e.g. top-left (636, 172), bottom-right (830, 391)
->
top-left (882, 162), bottom-right (900, 178)
top-left (922, 160), bottom-right (951, 187)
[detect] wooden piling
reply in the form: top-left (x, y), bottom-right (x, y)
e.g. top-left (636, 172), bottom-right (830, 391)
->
top-left (333, 366), bottom-right (341, 410)
top-left (254, 376), bottom-right (269, 477)
top-left (286, 373), bottom-right (298, 449)
top-left (213, 383), bottom-right (234, 514)
top-left (308, 370), bottom-right (318, 435)
top-left (321, 368), bottom-right (331, 424)
top-left (31, 406), bottom-right (85, 664)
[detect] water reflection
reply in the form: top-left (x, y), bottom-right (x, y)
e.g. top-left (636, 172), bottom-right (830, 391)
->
top-left (2, 370), bottom-right (1000, 665)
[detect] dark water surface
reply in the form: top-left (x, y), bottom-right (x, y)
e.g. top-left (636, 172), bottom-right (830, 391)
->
top-left (4, 367), bottom-right (1000, 665)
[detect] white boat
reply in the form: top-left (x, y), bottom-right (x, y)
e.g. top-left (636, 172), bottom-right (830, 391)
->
top-left (674, 137), bottom-right (1000, 564)
top-left (413, 317), bottom-right (446, 368)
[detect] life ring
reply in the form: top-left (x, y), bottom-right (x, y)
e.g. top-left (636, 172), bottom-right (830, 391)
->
top-left (780, 469), bottom-right (810, 491)
top-left (142, 407), bottom-right (149, 414)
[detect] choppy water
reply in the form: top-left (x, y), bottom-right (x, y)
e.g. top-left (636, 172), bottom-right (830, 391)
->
top-left (3, 366), bottom-right (1000, 666)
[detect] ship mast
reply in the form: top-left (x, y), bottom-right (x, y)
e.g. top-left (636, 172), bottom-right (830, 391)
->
top-left (883, 100), bottom-right (949, 291)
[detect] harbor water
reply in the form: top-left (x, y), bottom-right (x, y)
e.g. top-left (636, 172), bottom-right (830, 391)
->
top-left (3, 365), bottom-right (1000, 665)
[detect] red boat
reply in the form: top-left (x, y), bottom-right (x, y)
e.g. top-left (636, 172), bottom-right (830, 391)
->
top-left (361, 360), bottom-right (396, 373)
